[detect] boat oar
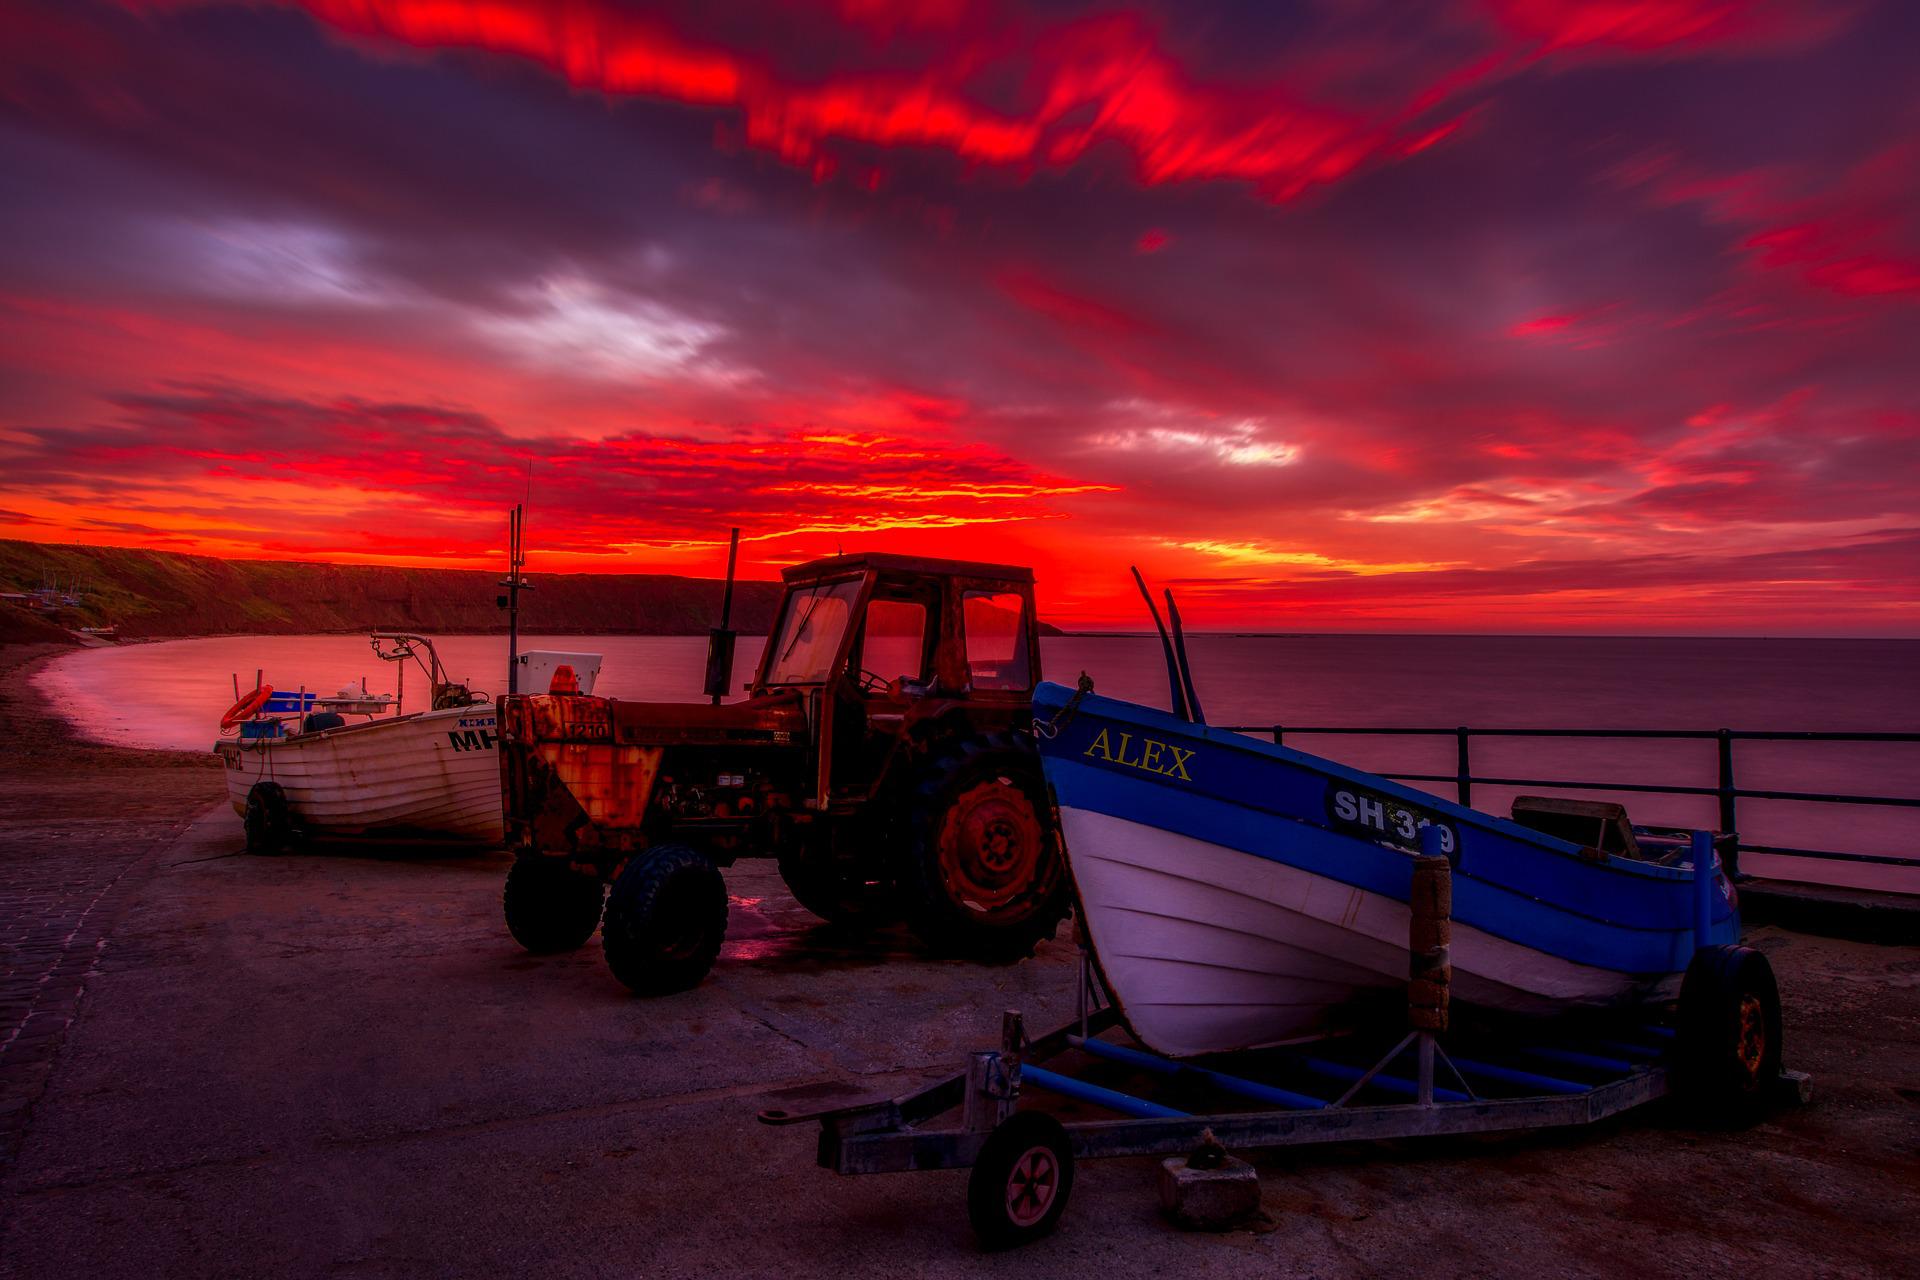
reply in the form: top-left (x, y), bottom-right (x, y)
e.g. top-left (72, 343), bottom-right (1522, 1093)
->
top-left (1130, 566), bottom-right (1192, 721)
top-left (1164, 589), bottom-right (1206, 725)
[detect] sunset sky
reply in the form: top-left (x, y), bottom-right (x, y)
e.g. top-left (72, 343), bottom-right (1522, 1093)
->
top-left (2, 0), bottom-right (1916, 631)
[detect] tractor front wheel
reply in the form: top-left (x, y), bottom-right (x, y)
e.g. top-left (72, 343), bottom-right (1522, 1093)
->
top-left (904, 735), bottom-right (1068, 963)
top-left (602, 844), bottom-right (728, 995)
top-left (777, 853), bottom-right (898, 929)
top-left (502, 856), bottom-right (605, 954)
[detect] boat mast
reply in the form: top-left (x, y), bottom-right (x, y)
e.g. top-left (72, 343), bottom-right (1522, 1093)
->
top-left (1163, 589), bottom-right (1206, 725)
top-left (1130, 566), bottom-right (1193, 722)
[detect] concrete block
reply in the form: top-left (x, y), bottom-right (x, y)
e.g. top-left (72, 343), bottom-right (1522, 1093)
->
top-left (1157, 1151), bottom-right (1260, 1231)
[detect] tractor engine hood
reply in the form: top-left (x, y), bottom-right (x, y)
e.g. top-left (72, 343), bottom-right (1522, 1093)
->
top-left (500, 690), bottom-right (808, 749)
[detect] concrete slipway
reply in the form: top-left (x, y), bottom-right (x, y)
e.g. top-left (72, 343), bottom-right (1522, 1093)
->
top-left (2, 809), bottom-right (1916, 1279)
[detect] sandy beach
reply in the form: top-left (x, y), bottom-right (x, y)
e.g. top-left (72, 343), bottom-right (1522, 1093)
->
top-left (0, 642), bottom-right (1914, 1276)
top-left (0, 643), bottom-right (225, 814)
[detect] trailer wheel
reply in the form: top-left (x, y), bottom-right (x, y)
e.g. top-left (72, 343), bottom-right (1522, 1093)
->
top-left (243, 782), bottom-right (292, 855)
top-left (1675, 943), bottom-right (1782, 1128)
top-left (968, 1112), bottom-right (1074, 1249)
top-left (905, 735), bottom-right (1068, 963)
top-left (776, 853), bottom-right (897, 929)
top-left (502, 856), bottom-right (605, 954)
top-left (602, 844), bottom-right (727, 995)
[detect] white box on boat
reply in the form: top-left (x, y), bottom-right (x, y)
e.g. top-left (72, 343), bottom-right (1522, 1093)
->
top-left (514, 650), bottom-right (603, 695)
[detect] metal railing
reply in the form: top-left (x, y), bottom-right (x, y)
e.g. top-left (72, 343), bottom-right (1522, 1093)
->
top-left (1218, 723), bottom-right (1920, 871)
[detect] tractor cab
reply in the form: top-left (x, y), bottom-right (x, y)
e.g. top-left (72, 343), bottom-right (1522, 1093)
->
top-left (750, 554), bottom-right (1040, 810)
top-left (497, 552), bottom-right (1065, 997)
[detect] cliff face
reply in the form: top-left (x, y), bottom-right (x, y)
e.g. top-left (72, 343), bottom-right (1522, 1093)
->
top-left (0, 540), bottom-right (783, 639)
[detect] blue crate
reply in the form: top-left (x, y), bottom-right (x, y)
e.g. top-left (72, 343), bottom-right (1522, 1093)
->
top-left (262, 692), bottom-right (317, 713)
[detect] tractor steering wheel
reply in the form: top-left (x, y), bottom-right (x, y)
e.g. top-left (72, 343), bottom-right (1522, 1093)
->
top-left (856, 669), bottom-right (895, 696)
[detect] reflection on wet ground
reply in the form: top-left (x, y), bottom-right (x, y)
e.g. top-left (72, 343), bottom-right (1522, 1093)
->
top-left (723, 892), bottom-right (929, 971)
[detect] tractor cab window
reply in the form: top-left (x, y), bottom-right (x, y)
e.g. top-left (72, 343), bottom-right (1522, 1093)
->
top-left (765, 577), bottom-right (863, 685)
top-left (963, 591), bottom-right (1031, 692)
top-left (857, 597), bottom-right (929, 688)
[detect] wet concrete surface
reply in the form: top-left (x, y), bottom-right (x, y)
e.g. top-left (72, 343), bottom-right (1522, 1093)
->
top-left (0, 644), bottom-right (226, 1169)
top-left (2, 809), bottom-right (1917, 1278)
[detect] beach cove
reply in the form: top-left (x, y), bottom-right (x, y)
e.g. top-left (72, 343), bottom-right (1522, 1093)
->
top-left (0, 637), bottom-right (1915, 1275)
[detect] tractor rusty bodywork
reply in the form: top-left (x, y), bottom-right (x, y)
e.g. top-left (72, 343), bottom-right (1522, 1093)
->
top-left (496, 553), bottom-right (1067, 994)
top-left (500, 692), bottom-right (808, 861)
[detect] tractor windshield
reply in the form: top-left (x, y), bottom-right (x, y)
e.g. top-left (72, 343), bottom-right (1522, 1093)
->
top-left (764, 577), bottom-right (863, 684)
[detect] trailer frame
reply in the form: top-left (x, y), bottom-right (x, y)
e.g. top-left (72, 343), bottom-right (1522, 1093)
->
top-left (766, 976), bottom-right (1807, 1181)
top-left (759, 829), bottom-right (1809, 1245)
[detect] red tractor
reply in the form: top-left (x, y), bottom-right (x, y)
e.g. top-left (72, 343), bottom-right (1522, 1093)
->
top-left (496, 553), bottom-right (1069, 994)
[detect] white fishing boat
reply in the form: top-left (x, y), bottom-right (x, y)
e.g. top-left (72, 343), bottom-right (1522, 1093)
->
top-left (213, 633), bottom-right (597, 852)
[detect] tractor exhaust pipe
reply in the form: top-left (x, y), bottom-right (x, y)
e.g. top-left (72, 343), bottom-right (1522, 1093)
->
top-left (704, 527), bottom-right (741, 704)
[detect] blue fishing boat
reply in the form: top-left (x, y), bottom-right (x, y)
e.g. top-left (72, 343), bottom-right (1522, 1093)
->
top-left (1034, 681), bottom-right (1740, 1056)
top-left (1031, 571), bottom-right (1740, 1058)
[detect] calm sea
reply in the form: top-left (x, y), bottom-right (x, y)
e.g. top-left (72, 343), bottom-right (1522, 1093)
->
top-left (35, 633), bottom-right (1920, 894)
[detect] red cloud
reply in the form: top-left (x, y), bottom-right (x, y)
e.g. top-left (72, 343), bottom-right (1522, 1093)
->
top-left (1744, 224), bottom-right (1920, 298)
top-left (193, 0), bottom-right (1429, 201)
top-left (998, 270), bottom-right (1155, 338)
top-left (107, 0), bottom-right (1853, 210)
top-left (1508, 303), bottom-right (1629, 345)
top-left (1608, 134), bottom-right (1920, 307)
top-left (1486, 0), bottom-right (1840, 51)
top-left (1510, 313), bottom-right (1576, 335)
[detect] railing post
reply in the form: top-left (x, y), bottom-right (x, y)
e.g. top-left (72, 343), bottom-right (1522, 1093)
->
top-left (1455, 727), bottom-right (1472, 807)
top-left (1273, 724), bottom-right (1284, 746)
top-left (1691, 829), bottom-right (1715, 952)
top-left (1716, 730), bottom-right (1738, 877)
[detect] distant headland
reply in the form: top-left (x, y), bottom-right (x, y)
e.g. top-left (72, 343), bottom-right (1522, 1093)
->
top-left (0, 538), bottom-right (784, 643)
top-left (0, 539), bottom-right (1066, 643)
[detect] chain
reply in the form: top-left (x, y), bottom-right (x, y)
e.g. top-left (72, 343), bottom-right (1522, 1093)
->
top-left (1031, 671), bottom-right (1094, 740)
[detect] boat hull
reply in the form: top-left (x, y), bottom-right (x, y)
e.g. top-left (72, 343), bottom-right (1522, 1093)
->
top-left (215, 705), bottom-right (502, 844)
top-left (1061, 807), bottom-right (1680, 1056)
top-left (1035, 684), bottom-right (1734, 1058)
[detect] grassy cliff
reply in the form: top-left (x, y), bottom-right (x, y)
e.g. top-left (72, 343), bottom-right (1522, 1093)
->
top-left (0, 540), bottom-right (784, 640)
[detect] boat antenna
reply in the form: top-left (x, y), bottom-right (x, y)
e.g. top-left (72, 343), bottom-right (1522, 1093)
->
top-left (500, 504), bottom-right (534, 694)
top-left (1130, 566), bottom-right (1192, 721)
top-left (1164, 589), bottom-right (1206, 725)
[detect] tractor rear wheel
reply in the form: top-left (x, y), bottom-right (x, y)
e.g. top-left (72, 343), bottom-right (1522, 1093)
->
top-left (503, 856), bottom-right (605, 954)
top-left (602, 844), bottom-right (728, 995)
top-left (777, 853), bottom-right (898, 929)
top-left (904, 734), bottom-right (1068, 962)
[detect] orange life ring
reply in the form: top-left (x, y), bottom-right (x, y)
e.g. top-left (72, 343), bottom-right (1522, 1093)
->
top-left (221, 684), bottom-right (275, 730)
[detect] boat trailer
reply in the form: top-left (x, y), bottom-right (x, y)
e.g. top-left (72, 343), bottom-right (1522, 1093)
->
top-left (760, 834), bottom-right (1810, 1248)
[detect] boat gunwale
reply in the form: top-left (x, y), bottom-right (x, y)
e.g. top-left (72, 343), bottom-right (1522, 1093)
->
top-left (1035, 681), bottom-right (1712, 886)
top-left (212, 701), bottom-right (497, 756)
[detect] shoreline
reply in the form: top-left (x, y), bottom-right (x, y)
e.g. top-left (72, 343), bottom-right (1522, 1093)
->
top-left (0, 643), bottom-right (226, 816)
